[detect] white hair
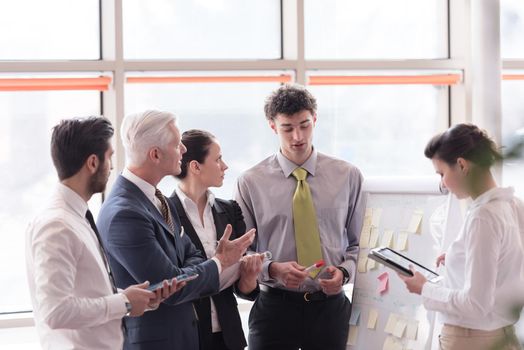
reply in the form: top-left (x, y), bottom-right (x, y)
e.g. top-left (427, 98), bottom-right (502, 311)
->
top-left (121, 110), bottom-right (178, 166)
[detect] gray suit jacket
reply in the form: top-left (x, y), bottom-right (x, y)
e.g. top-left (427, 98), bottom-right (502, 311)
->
top-left (97, 175), bottom-right (219, 350)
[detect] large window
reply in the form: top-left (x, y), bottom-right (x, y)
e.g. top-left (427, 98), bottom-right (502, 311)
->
top-left (0, 0), bottom-right (99, 60)
top-left (305, 0), bottom-right (448, 59)
top-left (0, 0), bottom-right (455, 323)
top-left (123, 0), bottom-right (281, 59)
top-left (0, 84), bottom-right (101, 313)
top-left (125, 73), bottom-right (285, 198)
top-left (501, 0), bottom-right (524, 199)
top-left (309, 78), bottom-right (448, 176)
top-left (501, 0), bottom-right (524, 59)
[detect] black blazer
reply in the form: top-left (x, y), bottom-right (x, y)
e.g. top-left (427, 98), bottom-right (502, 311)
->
top-left (170, 193), bottom-right (253, 350)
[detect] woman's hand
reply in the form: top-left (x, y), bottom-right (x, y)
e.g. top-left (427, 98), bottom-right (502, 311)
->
top-left (436, 253), bottom-right (446, 267)
top-left (397, 265), bottom-right (427, 295)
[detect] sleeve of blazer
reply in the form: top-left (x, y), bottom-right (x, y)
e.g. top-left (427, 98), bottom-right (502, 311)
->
top-left (228, 200), bottom-right (260, 301)
top-left (104, 208), bottom-right (219, 306)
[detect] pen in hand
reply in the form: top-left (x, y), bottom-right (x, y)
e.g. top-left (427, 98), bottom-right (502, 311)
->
top-left (304, 259), bottom-right (325, 273)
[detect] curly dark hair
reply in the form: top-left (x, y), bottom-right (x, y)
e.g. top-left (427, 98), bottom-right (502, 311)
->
top-left (263, 84), bottom-right (317, 120)
top-left (424, 123), bottom-right (502, 168)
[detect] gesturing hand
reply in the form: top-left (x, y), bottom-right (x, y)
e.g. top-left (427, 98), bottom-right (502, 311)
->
top-left (215, 225), bottom-right (256, 269)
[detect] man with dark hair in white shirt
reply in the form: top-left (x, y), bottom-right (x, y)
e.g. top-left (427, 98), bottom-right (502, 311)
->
top-left (26, 116), bottom-right (180, 350)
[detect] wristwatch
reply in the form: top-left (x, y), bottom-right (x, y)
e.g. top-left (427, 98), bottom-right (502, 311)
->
top-left (122, 294), bottom-right (132, 316)
top-left (337, 266), bottom-right (350, 285)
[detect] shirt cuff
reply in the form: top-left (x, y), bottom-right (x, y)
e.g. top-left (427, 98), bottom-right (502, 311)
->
top-left (211, 257), bottom-right (222, 274)
top-left (108, 293), bottom-right (128, 319)
top-left (261, 260), bottom-right (276, 283)
top-left (421, 281), bottom-right (450, 303)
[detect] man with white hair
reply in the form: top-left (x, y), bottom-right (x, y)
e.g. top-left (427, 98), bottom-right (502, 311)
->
top-left (97, 110), bottom-right (255, 350)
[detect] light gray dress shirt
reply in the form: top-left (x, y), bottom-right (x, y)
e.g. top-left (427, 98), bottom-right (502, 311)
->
top-left (235, 149), bottom-right (365, 292)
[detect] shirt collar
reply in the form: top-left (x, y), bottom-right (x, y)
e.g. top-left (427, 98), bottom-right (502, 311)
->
top-left (122, 168), bottom-right (157, 203)
top-left (470, 186), bottom-right (515, 209)
top-left (276, 147), bottom-right (318, 178)
top-left (56, 182), bottom-right (88, 218)
top-left (175, 185), bottom-right (216, 209)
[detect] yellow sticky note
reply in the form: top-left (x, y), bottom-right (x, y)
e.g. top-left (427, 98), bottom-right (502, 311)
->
top-left (384, 313), bottom-right (398, 334)
top-left (359, 225), bottom-right (371, 248)
top-left (407, 210), bottom-right (423, 234)
top-left (369, 227), bottom-right (379, 248)
top-left (396, 232), bottom-right (409, 251)
top-left (393, 319), bottom-right (407, 338)
top-left (347, 325), bottom-right (358, 345)
top-left (372, 208), bottom-right (383, 227)
top-left (367, 258), bottom-right (377, 271)
top-left (367, 309), bottom-right (378, 330)
top-left (358, 255), bottom-right (368, 273)
top-left (381, 230), bottom-right (394, 248)
top-left (406, 320), bottom-right (419, 340)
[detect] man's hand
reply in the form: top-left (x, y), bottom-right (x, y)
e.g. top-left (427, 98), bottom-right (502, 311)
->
top-left (318, 266), bottom-right (344, 295)
top-left (215, 225), bottom-right (256, 269)
top-left (397, 265), bottom-right (427, 295)
top-left (122, 281), bottom-right (156, 317)
top-left (238, 253), bottom-right (264, 294)
top-left (269, 261), bottom-right (308, 289)
top-left (147, 279), bottom-right (187, 310)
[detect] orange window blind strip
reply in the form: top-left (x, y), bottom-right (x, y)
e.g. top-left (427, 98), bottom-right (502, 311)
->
top-left (502, 74), bottom-right (524, 81)
top-left (126, 75), bottom-right (293, 84)
top-left (0, 77), bottom-right (111, 91)
top-left (308, 74), bottom-right (461, 86)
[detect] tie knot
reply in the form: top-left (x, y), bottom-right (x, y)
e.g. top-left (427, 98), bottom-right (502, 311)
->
top-left (155, 188), bottom-right (164, 200)
top-left (292, 167), bottom-right (308, 181)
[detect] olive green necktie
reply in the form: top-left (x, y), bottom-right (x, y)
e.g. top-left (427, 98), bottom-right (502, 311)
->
top-left (291, 167), bottom-right (323, 274)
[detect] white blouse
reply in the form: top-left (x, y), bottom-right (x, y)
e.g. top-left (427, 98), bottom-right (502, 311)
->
top-left (422, 187), bottom-right (524, 330)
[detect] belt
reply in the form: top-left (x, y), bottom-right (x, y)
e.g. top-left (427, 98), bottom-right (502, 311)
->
top-left (259, 284), bottom-right (340, 302)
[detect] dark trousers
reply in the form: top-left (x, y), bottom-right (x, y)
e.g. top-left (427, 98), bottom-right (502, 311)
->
top-left (248, 289), bottom-right (351, 350)
top-left (211, 332), bottom-right (232, 350)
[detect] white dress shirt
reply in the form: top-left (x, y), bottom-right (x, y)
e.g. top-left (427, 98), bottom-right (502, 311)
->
top-left (175, 186), bottom-right (240, 333)
top-left (26, 183), bottom-right (127, 350)
top-left (422, 187), bottom-right (524, 330)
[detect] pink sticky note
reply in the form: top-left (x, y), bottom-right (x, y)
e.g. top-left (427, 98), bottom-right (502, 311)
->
top-left (377, 271), bottom-right (389, 295)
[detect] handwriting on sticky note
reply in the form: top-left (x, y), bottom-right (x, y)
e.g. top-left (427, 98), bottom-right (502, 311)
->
top-left (377, 271), bottom-right (389, 294)
top-left (407, 210), bottom-right (423, 234)
top-left (367, 308), bottom-right (378, 330)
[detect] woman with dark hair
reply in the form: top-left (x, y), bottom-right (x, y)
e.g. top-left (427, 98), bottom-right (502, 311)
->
top-left (170, 129), bottom-right (262, 350)
top-left (399, 123), bottom-right (524, 350)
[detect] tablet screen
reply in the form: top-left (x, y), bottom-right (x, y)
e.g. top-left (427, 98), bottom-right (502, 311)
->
top-left (374, 247), bottom-right (441, 282)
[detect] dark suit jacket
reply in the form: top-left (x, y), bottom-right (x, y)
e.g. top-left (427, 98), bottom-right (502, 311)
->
top-left (97, 175), bottom-right (219, 350)
top-left (170, 193), bottom-right (251, 350)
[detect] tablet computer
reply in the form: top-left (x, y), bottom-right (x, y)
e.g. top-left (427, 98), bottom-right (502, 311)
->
top-left (368, 247), bottom-right (442, 283)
